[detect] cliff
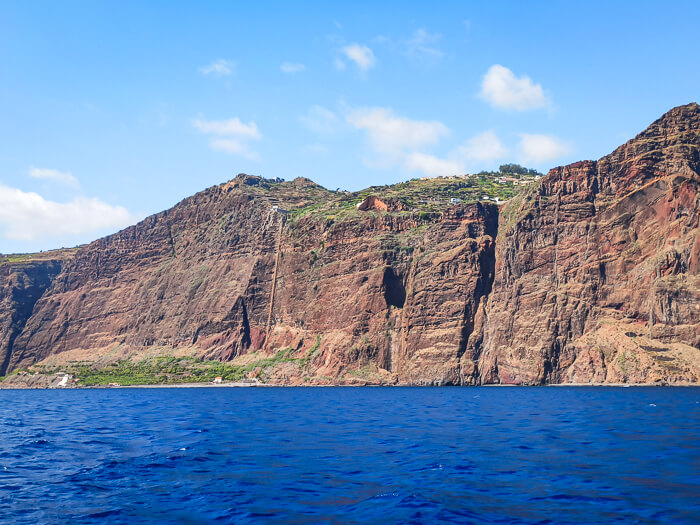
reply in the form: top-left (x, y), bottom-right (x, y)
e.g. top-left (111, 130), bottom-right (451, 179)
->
top-left (478, 103), bottom-right (700, 384)
top-left (1, 103), bottom-right (698, 386)
top-left (0, 250), bottom-right (77, 376)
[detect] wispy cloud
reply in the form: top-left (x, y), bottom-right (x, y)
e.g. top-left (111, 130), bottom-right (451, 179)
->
top-left (339, 44), bottom-right (375, 71)
top-left (192, 118), bottom-right (260, 139)
top-left (405, 130), bottom-right (510, 178)
top-left (208, 138), bottom-right (259, 160)
top-left (404, 153), bottom-right (462, 177)
top-left (281, 61), bottom-right (306, 74)
top-left (453, 131), bottom-right (508, 163)
top-left (480, 65), bottom-right (550, 111)
top-left (346, 107), bottom-right (518, 177)
top-left (199, 59), bottom-right (236, 77)
top-left (346, 106), bottom-right (460, 176)
top-left (0, 184), bottom-right (135, 242)
top-left (518, 133), bottom-right (571, 163)
top-left (193, 117), bottom-right (261, 160)
top-left (403, 29), bottom-right (443, 62)
top-left (333, 57), bottom-right (346, 71)
top-left (28, 167), bottom-right (80, 188)
top-left (347, 107), bottom-right (447, 156)
top-left (300, 106), bottom-right (337, 134)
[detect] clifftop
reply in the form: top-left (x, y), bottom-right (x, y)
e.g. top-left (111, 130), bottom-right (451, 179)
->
top-left (0, 247), bottom-right (81, 268)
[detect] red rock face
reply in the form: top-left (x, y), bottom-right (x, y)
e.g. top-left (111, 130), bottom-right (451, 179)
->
top-left (1, 103), bottom-right (699, 385)
top-left (478, 103), bottom-right (700, 384)
top-left (2, 174), bottom-right (500, 385)
top-left (0, 260), bottom-right (65, 375)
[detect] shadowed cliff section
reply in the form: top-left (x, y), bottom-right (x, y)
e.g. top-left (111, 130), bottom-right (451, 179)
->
top-left (0, 255), bottom-right (72, 375)
top-left (1, 103), bottom-right (699, 386)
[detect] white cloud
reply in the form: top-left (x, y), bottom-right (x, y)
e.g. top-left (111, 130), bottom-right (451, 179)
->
top-left (404, 29), bottom-right (443, 61)
top-left (347, 107), bottom-right (448, 155)
top-left (518, 134), bottom-right (571, 164)
top-left (280, 62), bottom-right (306, 74)
top-left (0, 184), bottom-right (135, 242)
top-left (333, 57), bottom-right (346, 70)
top-left (209, 138), bottom-right (260, 160)
top-left (28, 167), bottom-right (80, 188)
top-left (404, 153), bottom-right (463, 177)
top-left (346, 107), bottom-right (457, 177)
top-left (402, 131), bottom-right (508, 178)
top-left (199, 59), bottom-right (236, 77)
top-left (192, 118), bottom-right (260, 139)
top-left (299, 106), bottom-right (337, 134)
top-left (480, 65), bottom-right (549, 110)
top-left (341, 44), bottom-right (375, 71)
top-left (454, 131), bottom-right (508, 162)
top-left (193, 117), bottom-right (261, 159)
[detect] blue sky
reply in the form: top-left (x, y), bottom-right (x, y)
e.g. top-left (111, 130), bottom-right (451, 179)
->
top-left (1, 1), bottom-right (699, 253)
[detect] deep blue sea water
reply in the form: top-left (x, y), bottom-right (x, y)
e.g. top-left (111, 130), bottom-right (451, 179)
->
top-left (1, 387), bottom-right (698, 524)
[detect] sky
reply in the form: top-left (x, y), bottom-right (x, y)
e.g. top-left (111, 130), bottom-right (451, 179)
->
top-left (1, 1), bottom-right (699, 253)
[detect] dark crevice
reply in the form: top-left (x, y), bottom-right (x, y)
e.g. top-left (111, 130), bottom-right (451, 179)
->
top-left (382, 267), bottom-right (405, 309)
top-left (456, 239), bottom-right (496, 366)
top-left (239, 299), bottom-right (252, 350)
top-left (456, 204), bottom-right (500, 384)
top-left (193, 296), bottom-right (251, 361)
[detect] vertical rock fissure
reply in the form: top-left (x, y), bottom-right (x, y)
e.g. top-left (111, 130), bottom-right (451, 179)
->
top-left (458, 205), bottom-right (499, 384)
top-left (396, 250), bottom-right (420, 379)
top-left (457, 240), bottom-right (496, 366)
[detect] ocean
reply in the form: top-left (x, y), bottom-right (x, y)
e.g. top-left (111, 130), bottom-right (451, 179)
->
top-left (1, 387), bottom-right (698, 523)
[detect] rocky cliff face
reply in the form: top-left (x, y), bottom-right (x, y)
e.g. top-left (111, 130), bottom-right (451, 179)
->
top-left (0, 258), bottom-right (66, 375)
top-left (478, 103), bottom-right (700, 384)
top-left (2, 103), bottom-right (699, 385)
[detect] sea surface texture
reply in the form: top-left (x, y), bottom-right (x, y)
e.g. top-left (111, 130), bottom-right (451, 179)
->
top-left (1, 387), bottom-right (698, 523)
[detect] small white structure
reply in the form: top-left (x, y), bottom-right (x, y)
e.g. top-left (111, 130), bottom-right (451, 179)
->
top-left (213, 377), bottom-right (223, 384)
top-left (450, 198), bottom-right (461, 204)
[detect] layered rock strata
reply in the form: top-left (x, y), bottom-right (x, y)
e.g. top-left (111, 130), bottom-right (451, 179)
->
top-left (1, 103), bottom-right (698, 385)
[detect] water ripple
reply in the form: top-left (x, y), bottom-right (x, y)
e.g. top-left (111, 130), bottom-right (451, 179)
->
top-left (0, 386), bottom-right (698, 523)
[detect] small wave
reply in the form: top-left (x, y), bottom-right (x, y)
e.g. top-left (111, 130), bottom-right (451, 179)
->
top-left (530, 493), bottom-right (620, 503)
top-left (373, 491), bottom-right (400, 499)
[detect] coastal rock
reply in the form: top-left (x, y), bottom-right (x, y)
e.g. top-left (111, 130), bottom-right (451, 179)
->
top-left (1, 104), bottom-right (699, 385)
top-left (478, 103), bottom-right (700, 384)
top-left (0, 258), bottom-right (65, 376)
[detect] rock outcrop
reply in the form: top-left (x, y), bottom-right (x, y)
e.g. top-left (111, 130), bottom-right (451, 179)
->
top-left (1, 103), bottom-right (698, 385)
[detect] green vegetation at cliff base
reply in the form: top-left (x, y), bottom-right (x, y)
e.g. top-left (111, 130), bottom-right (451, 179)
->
top-left (25, 337), bottom-right (323, 386)
top-left (31, 356), bottom-right (246, 386)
